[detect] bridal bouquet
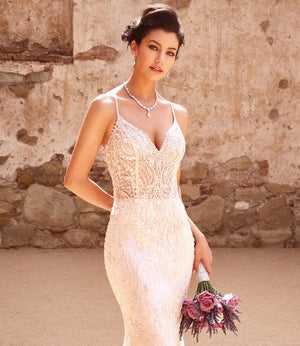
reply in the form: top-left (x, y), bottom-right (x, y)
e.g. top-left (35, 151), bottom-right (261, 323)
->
top-left (179, 263), bottom-right (241, 341)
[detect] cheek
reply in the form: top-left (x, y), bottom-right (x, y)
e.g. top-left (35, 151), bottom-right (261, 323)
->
top-left (139, 48), bottom-right (153, 62)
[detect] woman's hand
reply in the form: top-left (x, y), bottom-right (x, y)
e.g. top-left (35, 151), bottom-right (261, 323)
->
top-left (192, 233), bottom-right (213, 277)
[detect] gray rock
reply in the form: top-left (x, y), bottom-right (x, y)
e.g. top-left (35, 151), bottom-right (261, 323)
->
top-left (227, 233), bottom-right (253, 247)
top-left (266, 183), bottom-right (296, 194)
top-left (63, 228), bottom-right (99, 247)
top-left (99, 234), bottom-right (106, 248)
top-left (31, 230), bottom-right (66, 249)
top-left (223, 156), bottom-right (252, 171)
top-left (213, 180), bottom-right (237, 197)
top-left (258, 197), bottom-right (292, 230)
top-left (187, 195), bottom-right (225, 233)
top-left (24, 183), bottom-right (76, 228)
top-left (32, 160), bottom-right (65, 186)
top-left (75, 197), bottom-right (101, 213)
top-left (205, 234), bottom-right (227, 247)
top-left (235, 187), bottom-right (265, 202)
top-left (224, 208), bottom-right (257, 231)
top-left (182, 162), bottom-right (208, 180)
top-left (16, 168), bottom-right (35, 189)
top-left (180, 184), bottom-right (201, 201)
top-left (252, 229), bottom-right (293, 246)
top-left (0, 200), bottom-right (11, 214)
top-left (0, 184), bottom-right (22, 202)
top-left (0, 217), bottom-right (16, 228)
top-left (2, 223), bottom-right (35, 247)
top-left (79, 212), bottom-right (109, 231)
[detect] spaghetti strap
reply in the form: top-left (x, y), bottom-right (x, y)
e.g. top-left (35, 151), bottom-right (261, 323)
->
top-left (170, 102), bottom-right (177, 124)
top-left (110, 93), bottom-right (120, 117)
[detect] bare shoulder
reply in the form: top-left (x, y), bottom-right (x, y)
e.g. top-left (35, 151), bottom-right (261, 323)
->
top-left (76, 90), bottom-right (121, 148)
top-left (171, 102), bottom-right (189, 118)
top-left (89, 92), bottom-right (116, 118)
top-left (90, 84), bottom-right (124, 113)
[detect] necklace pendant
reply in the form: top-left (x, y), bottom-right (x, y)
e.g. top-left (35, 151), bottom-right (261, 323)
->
top-left (123, 82), bottom-right (158, 118)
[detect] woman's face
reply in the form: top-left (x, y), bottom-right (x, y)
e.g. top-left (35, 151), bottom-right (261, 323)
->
top-left (131, 29), bottom-right (179, 81)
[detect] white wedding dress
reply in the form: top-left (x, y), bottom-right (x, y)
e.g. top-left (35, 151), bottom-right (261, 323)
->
top-left (102, 94), bottom-right (195, 346)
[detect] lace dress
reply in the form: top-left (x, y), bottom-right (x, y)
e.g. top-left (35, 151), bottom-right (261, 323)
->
top-left (102, 94), bottom-right (195, 346)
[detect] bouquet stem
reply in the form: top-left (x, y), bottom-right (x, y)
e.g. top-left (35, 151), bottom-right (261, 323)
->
top-left (195, 263), bottom-right (215, 295)
top-left (196, 281), bottom-right (215, 295)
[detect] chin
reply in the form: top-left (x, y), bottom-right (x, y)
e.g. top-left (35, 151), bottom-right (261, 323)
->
top-left (149, 73), bottom-right (166, 82)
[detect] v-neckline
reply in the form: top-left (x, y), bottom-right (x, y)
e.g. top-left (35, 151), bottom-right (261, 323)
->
top-left (117, 112), bottom-right (176, 153)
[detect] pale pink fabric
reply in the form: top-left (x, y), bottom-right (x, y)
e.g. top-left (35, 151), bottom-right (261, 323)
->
top-left (102, 95), bottom-right (194, 346)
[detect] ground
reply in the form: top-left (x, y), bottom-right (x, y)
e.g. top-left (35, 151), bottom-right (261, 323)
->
top-left (0, 247), bottom-right (299, 346)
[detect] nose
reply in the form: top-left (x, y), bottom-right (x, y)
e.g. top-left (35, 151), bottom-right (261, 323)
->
top-left (155, 52), bottom-right (165, 64)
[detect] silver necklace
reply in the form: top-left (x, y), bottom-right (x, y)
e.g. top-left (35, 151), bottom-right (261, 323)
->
top-left (123, 82), bottom-right (158, 117)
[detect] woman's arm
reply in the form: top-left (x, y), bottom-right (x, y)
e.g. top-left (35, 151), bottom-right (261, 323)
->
top-left (174, 103), bottom-right (213, 276)
top-left (63, 95), bottom-right (115, 211)
top-left (177, 178), bottom-right (213, 276)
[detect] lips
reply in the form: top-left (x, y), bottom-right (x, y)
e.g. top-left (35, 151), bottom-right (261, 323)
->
top-left (150, 66), bottom-right (163, 73)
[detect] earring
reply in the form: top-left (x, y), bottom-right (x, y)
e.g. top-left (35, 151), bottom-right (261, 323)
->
top-left (167, 72), bottom-right (170, 78)
top-left (132, 56), bottom-right (136, 66)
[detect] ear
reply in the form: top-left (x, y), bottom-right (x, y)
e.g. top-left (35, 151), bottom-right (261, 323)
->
top-left (130, 40), bottom-right (138, 57)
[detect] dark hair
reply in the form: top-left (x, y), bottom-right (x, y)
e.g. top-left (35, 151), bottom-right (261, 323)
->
top-left (121, 3), bottom-right (184, 59)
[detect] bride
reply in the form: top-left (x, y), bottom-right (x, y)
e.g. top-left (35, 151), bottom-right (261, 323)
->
top-left (64, 3), bottom-right (212, 345)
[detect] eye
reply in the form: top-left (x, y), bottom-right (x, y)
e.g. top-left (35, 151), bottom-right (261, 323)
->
top-left (167, 51), bottom-right (175, 57)
top-left (149, 45), bottom-right (158, 51)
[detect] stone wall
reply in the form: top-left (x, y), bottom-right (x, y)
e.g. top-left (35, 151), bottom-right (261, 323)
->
top-left (0, 0), bottom-right (299, 249)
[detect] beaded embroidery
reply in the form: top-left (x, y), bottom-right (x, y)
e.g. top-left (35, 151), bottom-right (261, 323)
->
top-left (102, 94), bottom-right (195, 346)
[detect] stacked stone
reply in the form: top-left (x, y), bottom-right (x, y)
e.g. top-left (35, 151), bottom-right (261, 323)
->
top-left (0, 154), bottom-right (111, 249)
top-left (0, 155), bottom-right (299, 249)
top-left (180, 156), bottom-right (298, 248)
top-left (0, 0), bottom-right (299, 249)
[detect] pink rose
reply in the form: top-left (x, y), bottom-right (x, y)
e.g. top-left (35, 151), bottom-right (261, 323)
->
top-left (184, 300), bottom-right (201, 320)
top-left (223, 293), bottom-right (239, 310)
top-left (181, 300), bottom-right (192, 318)
top-left (196, 290), bottom-right (217, 313)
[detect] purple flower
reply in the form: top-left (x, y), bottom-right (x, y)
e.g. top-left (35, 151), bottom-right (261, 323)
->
top-left (196, 290), bottom-right (217, 313)
top-left (222, 293), bottom-right (239, 310)
top-left (214, 302), bottom-right (224, 315)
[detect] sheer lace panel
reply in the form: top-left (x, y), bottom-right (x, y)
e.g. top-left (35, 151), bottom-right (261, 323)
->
top-left (102, 95), bottom-right (186, 199)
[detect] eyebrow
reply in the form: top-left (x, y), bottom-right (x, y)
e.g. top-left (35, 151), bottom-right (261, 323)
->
top-left (148, 39), bottom-right (177, 51)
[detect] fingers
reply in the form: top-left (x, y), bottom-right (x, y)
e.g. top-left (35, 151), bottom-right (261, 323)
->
top-left (192, 260), bottom-right (199, 275)
top-left (192, 257), bottom-right (213, 276)
top-left (192, 239), bottom-right (213, 276)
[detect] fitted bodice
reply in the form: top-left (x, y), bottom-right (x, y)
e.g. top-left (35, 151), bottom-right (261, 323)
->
top-left (102, 95), bottom-right (186, 200)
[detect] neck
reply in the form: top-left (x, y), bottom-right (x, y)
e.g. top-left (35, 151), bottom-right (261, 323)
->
top-left (125, 73), bottom-right (156, 103)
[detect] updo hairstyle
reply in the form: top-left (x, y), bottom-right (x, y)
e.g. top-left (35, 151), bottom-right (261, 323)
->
top-left (121, 4), bottom-right (184, 59)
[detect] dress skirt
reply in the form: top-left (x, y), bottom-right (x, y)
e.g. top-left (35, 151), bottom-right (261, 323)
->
top-left (104, 197), bottom-right (195, 346)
